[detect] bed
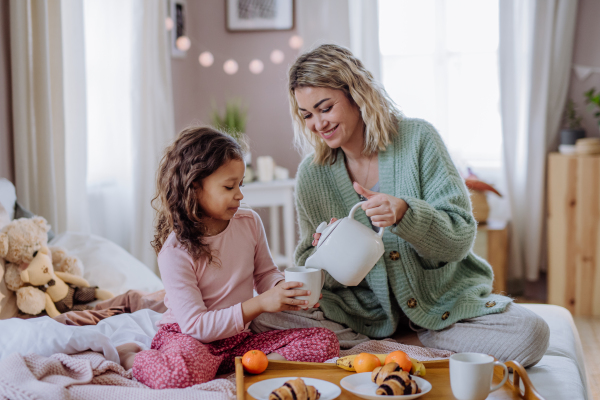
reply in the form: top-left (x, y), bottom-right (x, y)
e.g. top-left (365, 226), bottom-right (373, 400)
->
top-left (0, 178), bottom-right (592, 399)
top-left (0, 177), bottom-right (164, 320)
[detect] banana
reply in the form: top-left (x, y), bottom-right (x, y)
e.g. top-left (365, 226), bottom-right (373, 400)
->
top-left (410, 358), bottom-right (426, 377)
top-left (335, 354), bottom-right (358, 371)
top-left (335, 354), bottom-right (426, 377)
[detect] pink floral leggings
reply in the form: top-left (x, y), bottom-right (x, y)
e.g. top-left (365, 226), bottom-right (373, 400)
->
top-left (132, 323), bottom-right (339, 389)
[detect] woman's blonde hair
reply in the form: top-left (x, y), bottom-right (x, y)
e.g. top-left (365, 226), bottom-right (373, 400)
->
top-left (288, 44), bottom-right (402, 165)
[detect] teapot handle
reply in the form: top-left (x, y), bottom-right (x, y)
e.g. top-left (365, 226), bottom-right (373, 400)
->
top-left (349, 202), bottom-right (385, 238)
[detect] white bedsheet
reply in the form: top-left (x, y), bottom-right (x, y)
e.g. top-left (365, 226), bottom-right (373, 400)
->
top-left (0, 309), bottom-right (163, 363)
top-left (0, 305), bottom-right (591, 399)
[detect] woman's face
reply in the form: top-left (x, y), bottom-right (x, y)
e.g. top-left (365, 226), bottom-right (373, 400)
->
top-left (294, 87), bottom-right (363, 150)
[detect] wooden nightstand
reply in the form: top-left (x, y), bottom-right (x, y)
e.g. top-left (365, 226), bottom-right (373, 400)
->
top-left (473, 220), bottom-right (508, 293)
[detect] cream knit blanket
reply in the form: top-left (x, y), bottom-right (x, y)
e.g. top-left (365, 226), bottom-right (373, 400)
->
top-left (0, 351), bottom-right (236, 400)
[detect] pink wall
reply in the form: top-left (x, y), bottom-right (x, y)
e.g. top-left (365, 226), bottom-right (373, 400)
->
top-left (171, 1), bottom-right (302, 177)
top-left (0, 0), bottom-right (14, 182)
top-left (566, 0), bottom-right (600, 138)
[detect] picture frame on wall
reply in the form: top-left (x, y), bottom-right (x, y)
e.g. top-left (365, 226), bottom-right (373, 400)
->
top-left (169, 0), bottom-right (187, 58)
top-left (226, 0), bottom-right (294, 32)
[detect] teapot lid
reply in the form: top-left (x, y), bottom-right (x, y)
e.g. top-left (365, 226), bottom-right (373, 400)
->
top-left (316, 219), bottom-right (343, 249)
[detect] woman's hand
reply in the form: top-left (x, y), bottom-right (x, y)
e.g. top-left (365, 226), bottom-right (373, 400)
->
top-left (258, 281), bottom-right (312, 312)
top-left (312, 218), bottom-right (338, 246)
top-left (354, 182), bottom-right (408, 227)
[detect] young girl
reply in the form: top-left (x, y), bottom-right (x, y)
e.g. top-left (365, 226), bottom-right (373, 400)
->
top-left (118, 127), bottom-right (339, 389)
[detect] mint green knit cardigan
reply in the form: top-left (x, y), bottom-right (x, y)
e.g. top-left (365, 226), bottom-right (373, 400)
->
top-left (294, 118), bottom-right (512, 338)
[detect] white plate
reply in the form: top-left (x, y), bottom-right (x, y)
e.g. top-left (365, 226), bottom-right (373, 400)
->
top-left (340, 372), bottom-right (432, 400)
top-left (247, 377), bottom-right (342, 400)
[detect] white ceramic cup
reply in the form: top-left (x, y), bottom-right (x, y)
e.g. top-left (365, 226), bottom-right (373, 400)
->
top-left (450, 353), bottom-right (509, 400)
top-left (284, 267), bottom-right (325, 308)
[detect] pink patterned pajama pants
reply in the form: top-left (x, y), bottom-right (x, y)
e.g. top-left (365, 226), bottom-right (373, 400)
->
top-left (132, 323), bottom-right (339, 389)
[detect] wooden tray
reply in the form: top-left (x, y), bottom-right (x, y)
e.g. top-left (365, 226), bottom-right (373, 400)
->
top-left (235, 358), bottom-right (545, 400)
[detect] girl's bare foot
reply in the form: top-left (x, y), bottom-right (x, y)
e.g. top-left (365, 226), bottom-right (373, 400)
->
top-left (116, 343), bottom-right (142, 370)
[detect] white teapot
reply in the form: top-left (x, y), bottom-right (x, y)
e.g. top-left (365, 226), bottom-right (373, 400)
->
top-left (304, 201), bottom-right (385, 286)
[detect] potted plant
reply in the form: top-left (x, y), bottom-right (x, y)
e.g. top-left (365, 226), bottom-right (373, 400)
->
top-left (584, 88), bottom-right (600, 131)
top-left (560, 98), bottom-right (585, 145)
top-left (210, 98), bottom-right (254, 181)
top-left (211, 97), bottom-right (247, 142)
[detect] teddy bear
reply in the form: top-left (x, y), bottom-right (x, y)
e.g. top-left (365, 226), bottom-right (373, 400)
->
top-left (1, 216), bottom-right (83, 292)
top-left (16, 246), bottom-right (114, 317)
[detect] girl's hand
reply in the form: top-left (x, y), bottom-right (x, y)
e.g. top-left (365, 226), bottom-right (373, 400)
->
top-left (312, 218), bottom-right (337, 246)
top-left (354, 182), bottom-right (409, 227)
top-left (258, 281), bottom-right (312, 312)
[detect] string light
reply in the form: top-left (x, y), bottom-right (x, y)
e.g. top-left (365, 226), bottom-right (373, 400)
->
top-left (289, 35), bottom-right (303, 49)
top-left (165, 17), bottom-right (174, 31)
top-left (249, 59), bottom-right (264, 74)
top-left (270, 50), bottom-right (284, 64)
top-left (199, 51), bottom-right (214, 67)
top-left (224, 59), bottom-right (239, 75)
top-left (176, 36), bottom-right (191, 51)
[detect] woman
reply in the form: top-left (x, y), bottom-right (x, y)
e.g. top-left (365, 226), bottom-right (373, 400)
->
top-left (285, 44), bottom-right (549, 367)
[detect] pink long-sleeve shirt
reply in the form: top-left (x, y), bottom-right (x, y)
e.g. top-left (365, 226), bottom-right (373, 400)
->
top-left (157, 208), bottom-right (284, 343)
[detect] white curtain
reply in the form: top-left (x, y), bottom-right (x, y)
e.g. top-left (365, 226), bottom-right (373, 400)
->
top-left (84, 0), bottom-right (175, 273)
top-left (499, 0), bottom-right (578, 281)
top-left (11, 0), bottom-right (174, 274)
top-left (10, 0), bottom-right (90, 234)
top-left (296, 0), bottom-right (381, 82)
top-left (130, 0), bottom-right (176, 270)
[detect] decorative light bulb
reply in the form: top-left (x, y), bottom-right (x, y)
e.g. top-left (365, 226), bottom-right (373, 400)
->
top-left (270, 49), bottom-right (284, 64)
top-left (165, 17), bottom-right (174, 31)
top-left (176, 36), bottom-right (191, 51)
top-left (224, 59), bottom-right (239, 75)
top-left (289, 35), bottom-right (303, 49)
top-left (199, 52), bottom-right (214, 67)
top-left (249, 59), bottom-right (264, 74)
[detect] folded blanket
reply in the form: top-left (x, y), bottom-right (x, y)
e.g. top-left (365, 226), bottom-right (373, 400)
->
top-left (0, 351), bottom-right (236, 400)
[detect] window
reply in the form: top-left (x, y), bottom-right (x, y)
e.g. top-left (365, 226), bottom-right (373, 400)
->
top-left (379, 0), bottom-right (502, 170)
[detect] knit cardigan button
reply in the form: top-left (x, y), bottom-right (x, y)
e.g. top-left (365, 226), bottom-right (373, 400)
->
top-left (485, 301), bottom-right (496, 308)
top-left (407, 298), bottom-right (417, 308)
top-left (389, 251), bottom-right (400, 261)
top-left (442, 311), bottom-right (450, 320)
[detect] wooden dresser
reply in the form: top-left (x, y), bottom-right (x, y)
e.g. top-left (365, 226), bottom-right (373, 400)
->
top-left (547, 152), bottom-right (600, 316)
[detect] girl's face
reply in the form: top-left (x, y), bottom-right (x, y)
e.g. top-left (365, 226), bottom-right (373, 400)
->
top-left (294, 87), bottom-right (364, 150)
top-left (196, 158), bottom-right (245, 222)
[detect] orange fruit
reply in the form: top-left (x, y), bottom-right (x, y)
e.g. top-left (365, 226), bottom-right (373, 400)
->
top-left (242, 350), bottom-right (269, 374)
top-left (354, 352), bottom-right (382, 373)
top-left (384, 350), bottom-right (412, 372)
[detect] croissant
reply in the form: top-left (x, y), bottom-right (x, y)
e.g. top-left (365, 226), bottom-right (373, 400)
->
top-left (371, 362), bottom-right (401, 385)
top-left (375, 371), bottom-right (421, 395)
top-left (269, 378), bottom-right (320, 400)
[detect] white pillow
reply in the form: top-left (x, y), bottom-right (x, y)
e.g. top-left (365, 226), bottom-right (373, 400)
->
top-left (0, 178), bottom-right (16, 221)
top-left (49, 232), bottom-right (163, 295)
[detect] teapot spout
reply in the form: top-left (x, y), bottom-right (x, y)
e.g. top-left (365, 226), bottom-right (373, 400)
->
top-left (304, 254), bottom-right (323, 270)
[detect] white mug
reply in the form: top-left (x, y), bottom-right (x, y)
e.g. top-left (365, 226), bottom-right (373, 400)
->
top-left (450, 353), bottom-right (508, 400)
top-left (284, 267), bottom-right (325, 308)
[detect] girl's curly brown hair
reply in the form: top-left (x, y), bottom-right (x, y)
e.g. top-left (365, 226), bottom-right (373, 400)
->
top-left (151, 126), bottom-right (245, 264)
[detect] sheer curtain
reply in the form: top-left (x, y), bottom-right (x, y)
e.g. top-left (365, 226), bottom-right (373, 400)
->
top-left (11, 0), bottom-right (174, 274)
top-left (499, 0), bottom-right (578, 281)
top-left (84, 0), bottom-right (175, 272)
top-left (10, 0), bottom-right (89, 234)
